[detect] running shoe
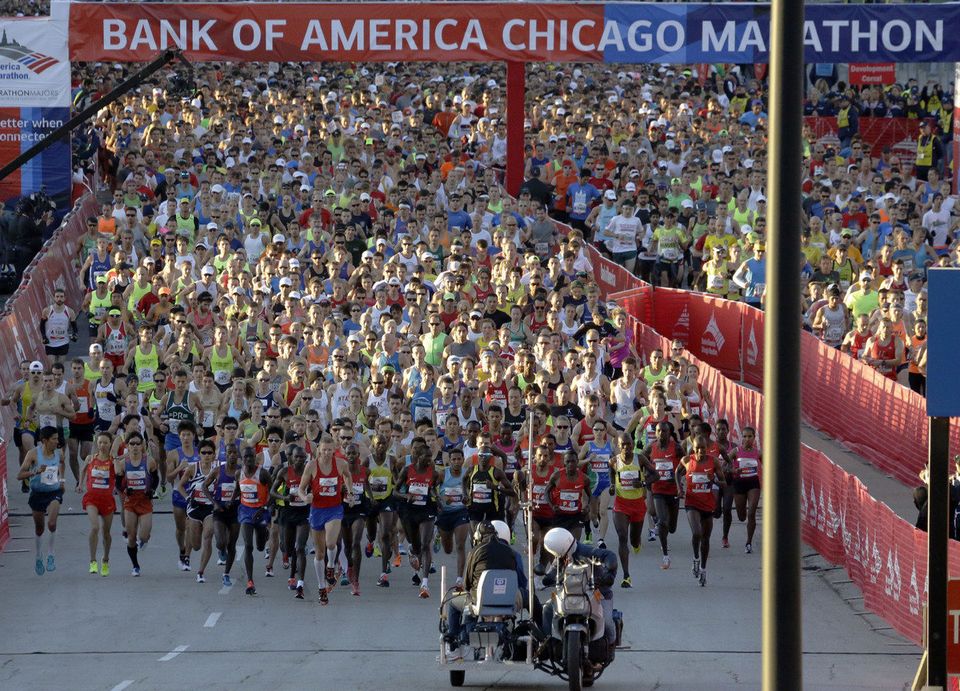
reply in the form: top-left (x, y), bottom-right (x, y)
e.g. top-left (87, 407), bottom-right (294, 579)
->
top-left (265, 567), bottom-right (275, 578)
top-left (178, 558), bottom-right (189, 572)
top-left (196, 572), bottom-right (205, 584)
top-left (620, 576), bottom-right (632, 588)
top-left (510, 533), bottom-right (516, 546)
top-left (661, 555), bottom-right (671, 570)
top-left (222, 574), bottom-right (232, 587)
top-left (445, 643), bottom-right (462, 662)
top-left (412, 572), bottom-right (422, 586)
top-left (392, 553), bottom-right (401, 568)
top-left (373, 544), bottom-right (382, 558)
top-left (583, 534), bottom-right (593, 545)
top-left (295, 585), bottom-right (304, 600)
top-left (184, 555), bottom-right (191, 569)
top-left (745, 543), bottom-right (753, 554)
top-left (46, 555), bottom-right (56, 572)
top-left (377, 573), bottom-right (390, 588)
top-left (217, 549), bottom-right (226, 565)
top-left (137, 539), bottom-right (147, 551)
top-left (319, 588), bottom-right (329, 605)
top-left (365, 541), bottom-right (374, 558)
top-left (100, 562), bottom-right (110, 577)
top-left (692, 560), bottom-right (701, 578)
top-left (433, 535), bottom-right (441, 554)
top-left (399, 543), bottom-right (408, 556)
top-left (340, 574), bottom-right (349, 586)
top-left (282, 557), bottom-right (290, 570)
top-left (722, 537), bottom-right (730, 548)
top-left (632, 545), bottom-right (641, 555)
top-left (699, 569), bottom-right (707, 587)
top-left (351, 581), bottom-right (360, 597)
top-left (264, 548), bottom-right (270, 562)
top-left (156, 483), bottom-right (168, 500)
top-left (325, 566), bottom-right (336, 587)
top-left (409, 554), bottom-right (420, 572)
top-left (288, 578), bottom-right (297, 590)
top-left (89, 560), bottom-right (98, 575)
top-left (419, 584), bottom-right (430, 599)
top-left (429, 565), bottom-right (436, 574)
top-left (648, 527), bottom-right (658, 542)
top-left (122, 529), bottom-right (128, 540)
top-left (131, 567), bottom-right (141, 577)
top-left (246, 580), bottom-right (256, 596)
top-left (597, 540), bottom-right (607, 550)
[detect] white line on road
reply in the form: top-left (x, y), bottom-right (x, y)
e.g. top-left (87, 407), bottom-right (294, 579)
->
top-left (110, 681), bottom-right (134, 691)
top-left (218, 584), bottom-right (232, 595)
top-left (203, 612), bottom-right (222, 628)
top-left (158, 645), bottom-right (188, 662)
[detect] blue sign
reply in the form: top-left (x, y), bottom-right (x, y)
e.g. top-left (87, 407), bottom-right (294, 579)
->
top-left (926, 268), bottom-right (960, 417)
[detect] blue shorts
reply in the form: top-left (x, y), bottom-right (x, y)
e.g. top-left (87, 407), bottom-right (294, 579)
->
top-left (164, 433), bottom-right (182, 453)
top-left (238, 504), bottom-right (270, 526)
top-left (435, 508), bottom-right (470, 533)
top-left (172, 489), bottom-right (188, 510)
top-left (592, 475), bottom-right (611, 498)
top-left (309, 504), bottom-right (344, 532)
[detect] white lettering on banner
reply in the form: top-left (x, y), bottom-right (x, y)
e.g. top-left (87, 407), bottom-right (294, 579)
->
top-left (674, 305), bottom-right (689, 333)
top-left (599, 264), bottom-right (614, 289)
top-left (951, 609), bottom-right (960, 645)
top-left (817, 487), bottom-right (826, 533)
top-left (909, 563), bottom-right (921, 616)
top-left (801, 18), bottom-right (942, 54)
top-left (884, 548), bottom-right (902, 602)
top-left (106, 19), bottom-right (217, 51)
top-left (826, 495), bottom-right (840, 538)
top-left (700, 312), bottom-right (725, 357)
top-left (800, 477), bottom-right (808, 521)
top-left (746, 325), bottom-right (759, 366)
top-left (301, 18), bottom-right (488, 52)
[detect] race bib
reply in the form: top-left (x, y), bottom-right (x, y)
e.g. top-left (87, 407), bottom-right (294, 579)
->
top-left (660, 247), bottom-right (680, 262)
top-left (352, 482), bottom-right (365, 501)
top-left (220, 481), bottom-right (235, 502)
top-left (214, 370), bottom-right (230, 385)
top-left (572, 190), bottom-right (587, 216)
top-left (38, 414), bottom-right (57, 429)
top-left (655, 460), bottom-right (674, 481)
top-left (202, 411), bottom-right (215, 428)
top-left (409, 481), bottom-right (429, 505)
top-left (535, 242), bottom-right (549, 257)
top-left (559, 490), bottom-right (580, 510)
top-left (370, 477), bottom-right (388, 493)
top-left (472, 485), bottom-right (492, 503)
top-left (77, 398), bottom-right (89, 415)
top-left (826, 326), bottom-right (843, 342)
top-left (41, 465), bottom-right (59, 485)
top-left (443, 486), bottom-right (463, 504)
top-left (317, 477), bottom-right (338, 496)
top-left (753, 282), bottom-right (766, 297)
top-left (738, 458), bottom-right (758, 478)
top-left (91, 467), bottom-right (111, 490)
top-left (708, 274), bottom-right (725, 290)
top-left (127, 469), bottom-right (147, 490)
top-left (139, 367), bottom-right (154, 382)
top-left (689, 472), bottom-right (710, 491)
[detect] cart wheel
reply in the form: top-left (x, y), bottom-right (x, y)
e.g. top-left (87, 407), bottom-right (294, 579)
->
top-left (450, 669), bottom-right (465, 687)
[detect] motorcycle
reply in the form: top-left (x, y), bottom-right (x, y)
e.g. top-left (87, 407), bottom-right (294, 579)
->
top-left (536, 557), bottom-right (623, 691)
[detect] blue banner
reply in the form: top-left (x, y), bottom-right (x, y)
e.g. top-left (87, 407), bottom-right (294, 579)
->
top-left (601, 3), bottom-right (959, 64)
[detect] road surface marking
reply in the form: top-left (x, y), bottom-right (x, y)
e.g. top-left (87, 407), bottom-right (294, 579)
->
top-left (158, 645), bottom-right (188, 662)
top-left (204, 612), bottom-right (222, 628)
top-left (110, 682), bottom-right (134, 691)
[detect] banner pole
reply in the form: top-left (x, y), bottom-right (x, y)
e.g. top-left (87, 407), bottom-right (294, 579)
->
top-left (505, 61), bottom-right (525, 197)
top-left (762, 0), bottom-right (804, 687)
top-left (927, 417), bottom-right (949, 687)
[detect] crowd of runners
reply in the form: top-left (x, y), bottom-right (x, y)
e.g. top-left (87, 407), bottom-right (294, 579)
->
top-left (3, 54), bottom-right (955, 604)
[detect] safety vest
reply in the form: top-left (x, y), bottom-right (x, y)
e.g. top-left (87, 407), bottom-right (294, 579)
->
top-left (837, 106), bottom-right (850, 129)
top-left (916, 136), bottom-right (933, 167)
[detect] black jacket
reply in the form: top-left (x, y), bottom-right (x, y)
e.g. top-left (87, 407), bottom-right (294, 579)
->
top-left (465, 536), bottom-right (518, 598)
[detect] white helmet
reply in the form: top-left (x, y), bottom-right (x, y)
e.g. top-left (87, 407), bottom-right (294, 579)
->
top-left (543, 527), bottom-right (576, 559)
top-left (491, 520), bottom-right (511, 543)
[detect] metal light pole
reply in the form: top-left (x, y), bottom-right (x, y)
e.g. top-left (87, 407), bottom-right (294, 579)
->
top-left (762, 0), bottom-right (805, 688)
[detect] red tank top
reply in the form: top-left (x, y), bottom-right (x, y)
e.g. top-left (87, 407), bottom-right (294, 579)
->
top-left (73, 379), bottom-right (95, 425)
top-left (310, 458), bottom-right (343, 508)
top-left (239, 467), bottom-right (269, 508)
top-left (85, 455), bottom-right (115, 494)
top-left (849, 330), bottom-right (870, 360)
top-left (406, 465), bottom-right (433, 507)
top-left (349, 464), bottom-right (368, 505)
top-left (684, 455), bottom-right (717, 512)
top-left (553, 470), bottom-right (586, 515)
top-left (733, 446), bottom-right (761, 481)
top-left (869, 336), bottom-right (898, 379)
top-left (530, 465), bottom-right (555, 518)
top-left (286, 464), bottom-right (308, 507)
top-left (650, 439), bottom-right (680, 496)
top-left (283, 380), bottom-right (305, 407)
top-left (484, 381), bottom-right (508, 408)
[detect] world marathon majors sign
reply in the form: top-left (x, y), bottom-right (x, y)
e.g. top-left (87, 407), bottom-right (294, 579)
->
top-left (0, 8), bottom-right (70, 207)
top-left (67, 2), bottom-right (960, 64)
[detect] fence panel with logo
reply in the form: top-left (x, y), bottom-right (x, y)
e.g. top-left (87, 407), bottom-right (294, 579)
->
top-left (0, 193), bottom-right (96, 552)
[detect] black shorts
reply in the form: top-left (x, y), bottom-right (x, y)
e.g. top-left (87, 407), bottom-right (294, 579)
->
top-left (370, 497), bottom-right (396, 514)
top-left (685, 507), bottom-right (715, 521)
top-left (435, 508), bottom-right (470, 533)
top-left (213, 504), bottom-right (239, 525)
top-left (94, 418), bottom-right (114, 433)
top-left (187, 502), bottom-right (213, 522)
top-left (467, 504), bottom-right (504, 524)
top-left (45, 343), bottom-right (69, 357)
top-left (733, 478), bottom-right (761, 495)
top-left (533, 515), bottom-right (555, 531)
top-left (28, 489), bottom-right (64, 513)
top-left (404, 505), bottom-right (437, 527)
top-left (343, 508), bottom-right (368, 526)
top-left (283, 505), bottom-right (310, 527)
top-left (88, 322), bottom-right (100, 338)
top-left (69, 422), bottom-right (95, 443)
top-left (552, 513), bottom-right (584, 531)
top-left (13, 427), bottom-right (22, 449)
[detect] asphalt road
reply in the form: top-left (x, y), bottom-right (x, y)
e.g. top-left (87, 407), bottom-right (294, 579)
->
top-left (0, 474), bottom-right (919, 691)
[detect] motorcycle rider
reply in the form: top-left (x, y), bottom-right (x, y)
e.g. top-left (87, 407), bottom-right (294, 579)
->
top-left (541, 527), bottom-right (619, 652)
top-left (443, 521), bottom-right (517, 660)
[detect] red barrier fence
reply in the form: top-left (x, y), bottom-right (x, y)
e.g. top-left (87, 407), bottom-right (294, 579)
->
top-left (0, 193), bottom-right (97, 552)
top-left (804, 116), bottom-right (921, 161)
top-left (624, 310), bottom-right (948, 647)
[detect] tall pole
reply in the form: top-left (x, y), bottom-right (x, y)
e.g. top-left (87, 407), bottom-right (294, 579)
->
top-left (505, 61), bottom-right (525, 197)
top-left (927, 417), bottom-right (950, 687)
top-left (762, 0), bottom-right (804, 688)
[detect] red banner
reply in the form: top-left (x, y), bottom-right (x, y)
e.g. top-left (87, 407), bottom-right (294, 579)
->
top-left (804, 115), bottom-right (920, 159)
top-left (848, 63), bottom-right (896, 86)
top-left (68, 2), bottom-right (604, 63)
top-left (649, 287), bottom-right (690, 346)
top-left (0, 442), bottom-right (8, 552)
top-left (740, 304), bottom-right (764, 389)
top-left (687, 294), bottom-right (742, 381)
